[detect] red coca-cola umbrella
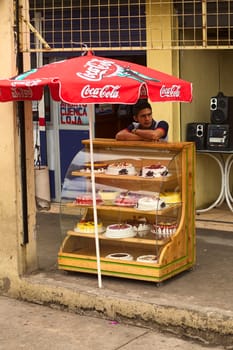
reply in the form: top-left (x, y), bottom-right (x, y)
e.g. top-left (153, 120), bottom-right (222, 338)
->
top-left (0, 51), bottom-right (192, 288)
top-left (0, 51), bottom-right (192, 103)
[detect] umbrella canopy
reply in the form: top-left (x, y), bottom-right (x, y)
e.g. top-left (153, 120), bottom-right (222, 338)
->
top-left (0, 51), bottom-right (192, 104)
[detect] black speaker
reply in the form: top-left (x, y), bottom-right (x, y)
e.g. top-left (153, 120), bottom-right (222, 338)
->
top-left (207, 124), bottom-right (231, 150)
top-left (210, 92), bottom-right (233, 124)
top-left (186, 122), bottom-right (208, 150)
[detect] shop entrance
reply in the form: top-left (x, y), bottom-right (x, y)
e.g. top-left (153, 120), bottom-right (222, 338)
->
top-left (95, 54), bottom-right (146, 138)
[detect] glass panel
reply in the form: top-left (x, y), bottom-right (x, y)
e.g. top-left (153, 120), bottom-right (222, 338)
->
top-left (60, 143), bottom-right (182, 265)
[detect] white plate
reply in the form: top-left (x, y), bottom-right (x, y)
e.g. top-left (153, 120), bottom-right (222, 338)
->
top-left (105, 231), bottom-right (136, 238)
top-left (105, 171), bottom-right (137, 176)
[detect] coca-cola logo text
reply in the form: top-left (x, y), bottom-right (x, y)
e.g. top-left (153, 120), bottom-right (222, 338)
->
top-left (12, 79), bottom-right (41, 87)
top-left (81, 85), bottom-right (120, 99)
top-left (11, 87), bottom-right (33, 99)
top-left (77, 59), bottom-right (120, 81)
top-left (160, 85), bottom-right (181, 98)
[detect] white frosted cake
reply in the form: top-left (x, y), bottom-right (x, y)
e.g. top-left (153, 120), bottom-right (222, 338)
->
top-left (141, 164), bottom-right (168, 177)
top-left (137, 197), bottom-right (166, 211)
top-left (105, 223), bottom-right (136, 238)
top-left (133, 222), bottom-right (151, 237)
top-left (152, 222), bottom-right (177, 239)
top-left (105, 162), bottom-right (136, 175)
top-left (126, 217), bottom-right (151, 237)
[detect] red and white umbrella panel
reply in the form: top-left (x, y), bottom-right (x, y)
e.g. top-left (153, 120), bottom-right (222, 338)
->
top-left (0, 52), bottom-right (192, 104)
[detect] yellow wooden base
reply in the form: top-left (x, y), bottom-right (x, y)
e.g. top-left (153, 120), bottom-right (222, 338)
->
top-left (58, 249), bottom-right (194, 282)
top-left (58, 227), bottom-right (195, 283)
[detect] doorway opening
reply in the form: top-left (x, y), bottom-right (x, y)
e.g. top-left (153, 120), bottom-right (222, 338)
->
top-left (94, 54), bottom-right (146, 138)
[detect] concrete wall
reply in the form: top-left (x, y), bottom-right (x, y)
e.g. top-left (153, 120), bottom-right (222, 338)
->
top-left (0, 0), bottom-right (22, 293)
top-left (146, 2), bottom-right (180, 142)
top-left (0, 0), bottom-right (37, 297)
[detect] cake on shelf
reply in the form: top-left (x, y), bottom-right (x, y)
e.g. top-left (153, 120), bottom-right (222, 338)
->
top-left (114, 192), bottom-right (139, 207)
top-left (105, 162), bottom-right (136, 175)
top-left (74, 220), bottom-right (105, 234)
top-left (141, 164), bottom-right (168, 178)
top-left (136, 255), bottom-right (158, 263)
top-left (98, 189), bottom-right (120, 205)
top-left (133, 222), bottom-right (151, 237)
top-left (79, 162), bottom-right (108, 173)
top-left (74, 194), bottom-right (103, 206)
top-left (160, 192), bottom-right (181, 203)
top-left (151, 222), bottom-right (177, 239)
top-left (137, 196), bottom-right (166, 211)
top-left (127, 216), bottom-right (151, 237)
top-left (105, 223), bottom-right (136, 238)
top-left (79, 167), bottom-right (106, 173)
top-left (105, 252), bottom-right (134, 261)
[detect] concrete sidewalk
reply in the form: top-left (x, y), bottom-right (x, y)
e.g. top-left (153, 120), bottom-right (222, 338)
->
top-left (8, 210), bottom-right (228, 348)
top-left (0, 295), bottom-right (224, 350)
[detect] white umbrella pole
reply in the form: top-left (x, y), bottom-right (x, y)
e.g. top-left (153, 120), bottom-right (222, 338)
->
top-left (89, 112), bottom-right (102, 288)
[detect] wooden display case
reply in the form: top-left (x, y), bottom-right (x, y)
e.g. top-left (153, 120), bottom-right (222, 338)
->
top-left (58, 139), bottom-right (196, 283)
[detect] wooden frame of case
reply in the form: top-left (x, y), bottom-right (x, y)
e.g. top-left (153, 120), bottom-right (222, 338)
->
top-left (58, 139), bottom-right (196, 283)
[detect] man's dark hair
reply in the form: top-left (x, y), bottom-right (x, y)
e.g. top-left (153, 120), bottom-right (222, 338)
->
top-left (132, 100), bottom-right (152, 116)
